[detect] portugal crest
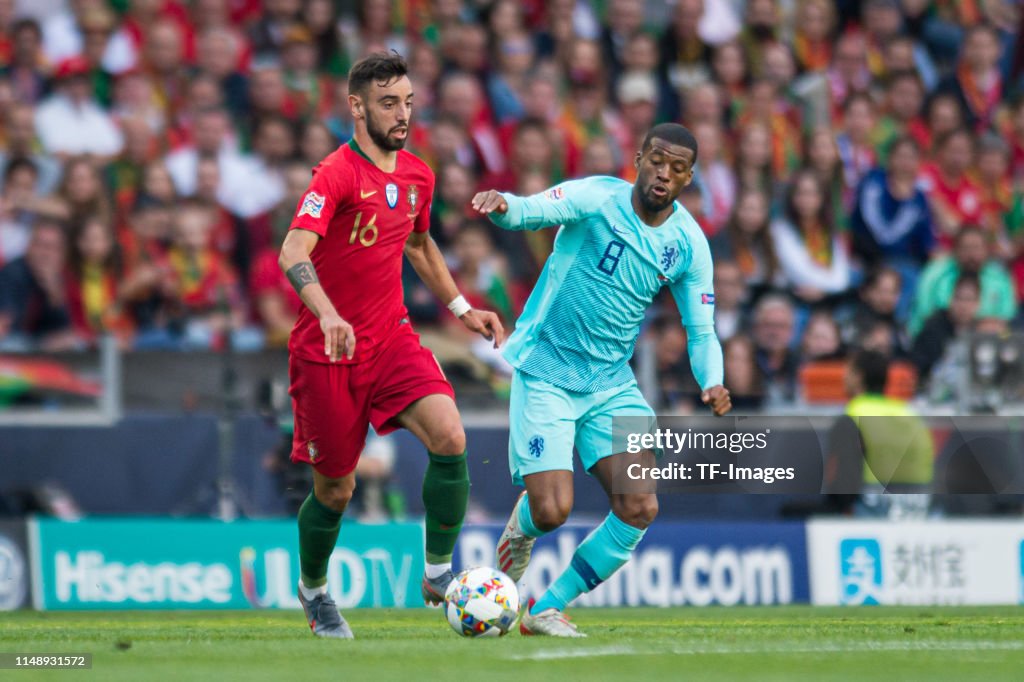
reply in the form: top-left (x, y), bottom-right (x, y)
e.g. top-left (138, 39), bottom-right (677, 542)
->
top-left (408, 184), bottom-right (419, 212)
top-left (385, 183), bottom-right (399, 208)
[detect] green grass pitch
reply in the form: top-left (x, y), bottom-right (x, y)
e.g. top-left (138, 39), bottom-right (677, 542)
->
top-left (3, 607), bottom-right (1023, 681)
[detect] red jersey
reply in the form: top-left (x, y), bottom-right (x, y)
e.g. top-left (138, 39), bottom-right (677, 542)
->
top-left (289, 140), bottom-right (435, 364)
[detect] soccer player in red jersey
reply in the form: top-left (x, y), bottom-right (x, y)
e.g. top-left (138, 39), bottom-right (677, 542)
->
top-left (278, 52), bottom-right (504, 639)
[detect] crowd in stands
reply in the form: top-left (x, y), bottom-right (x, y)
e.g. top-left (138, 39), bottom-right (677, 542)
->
top-left (0, 0), bottom-right (1022, 408)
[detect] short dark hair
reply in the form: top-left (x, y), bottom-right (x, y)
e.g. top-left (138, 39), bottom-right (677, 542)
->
top-left (12, 18), bottom-right (41, 40)
top-left (885, 134), bottom-right (921, 159)
top-left (953, 271), bottom-right (981, 295)
top-left (641, 123), bottom-right (698, 163)
top-left (852, 350), bottom-right (889, 394)
top-left (348, 51), bottom-right (408, 97)
top-left (3, 156), bottom-right (38, 183)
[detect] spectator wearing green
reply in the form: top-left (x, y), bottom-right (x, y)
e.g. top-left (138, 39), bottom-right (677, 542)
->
top-left (828, 350), bottom-right (935, 518)
top-left (908, 229), bottom-right (1017, 337)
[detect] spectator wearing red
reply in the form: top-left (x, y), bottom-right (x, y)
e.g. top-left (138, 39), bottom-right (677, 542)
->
top-left (143, 22), bottom-right (192, 126)
top-left (281, 24), bottom-right (333, 120)
top-left (66, 214), bottom-right (133, 345)
top-left (1002, 94), bottom-right (1024, 181)
top-left (162, 200), bottom-right (244, 349)
top-left (937, 23), bottom-right (1005, 131)
top-left (919, 129), bottom-right (984, 248)
top-left (792, 0), bottom-right (835, 73)
top-left (497, 75), bottom-right (579, 178)
top-left (913, 91), bottom-right (966, 154)
top-left (245, 165), bottom-right (308, 348)
top-left (449, 222), bottom-right (525, 330)
top-left (826, 31), bottom-right (871, 120)
top-left (247, 62), bottom-right (300, 127)
top-left (189, 0), bottom-right (252, 74)
top-left (692, 120), bottom-right (736, 234)
top-left (972, 132), bottom-right (1014, 249)
top-left (0, 0), bottom-right (13, 64)
top-left (437, 71), bottom-right (505, 178)
top-left (559, 47), bottom-right (630, 166)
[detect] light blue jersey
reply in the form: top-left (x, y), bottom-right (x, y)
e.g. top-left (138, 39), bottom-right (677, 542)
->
top-left (490, 175), bottom-right (723, 394)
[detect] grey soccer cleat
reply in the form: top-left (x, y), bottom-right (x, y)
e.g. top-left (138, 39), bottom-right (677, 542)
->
top-left (519, 599), bottom-right (587, 638)
top-left (298, 585), bottom-right (354, 639)
top-left (496, 491), bottom-right (537, 582)
top-left (422, 569), bottom-right (455, 606)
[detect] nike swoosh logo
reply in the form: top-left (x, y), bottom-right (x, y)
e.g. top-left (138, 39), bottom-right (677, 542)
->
top-left (361, 190), bottom-right (377, 198)
top-left (611, 225), bottom-right (628, 235)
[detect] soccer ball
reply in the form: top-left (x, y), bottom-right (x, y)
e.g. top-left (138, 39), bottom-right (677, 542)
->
top-left (443, 567), bottom-right (520, 637)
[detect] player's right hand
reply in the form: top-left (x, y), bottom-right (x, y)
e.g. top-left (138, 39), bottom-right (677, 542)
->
top-left (471, 190), bottom-right (508, 215)
top-left (321, 312), bottom-right (355, 361)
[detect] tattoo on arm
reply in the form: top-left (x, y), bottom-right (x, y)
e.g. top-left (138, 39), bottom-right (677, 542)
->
top-left (286, 262), bottom-right (319, 295)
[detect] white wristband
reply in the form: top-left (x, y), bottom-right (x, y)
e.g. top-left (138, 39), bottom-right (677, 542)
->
top-left (447, 294), bottom-right (472, 318)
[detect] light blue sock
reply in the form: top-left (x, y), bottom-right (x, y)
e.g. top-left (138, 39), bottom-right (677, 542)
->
top-left (516, 493), bottom-right (545, 538)
top-left (531, 511), bottom-right (645, 614)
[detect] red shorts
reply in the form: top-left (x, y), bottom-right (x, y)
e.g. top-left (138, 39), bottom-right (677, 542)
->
top-left (288, 324), bottom-right (454, 478)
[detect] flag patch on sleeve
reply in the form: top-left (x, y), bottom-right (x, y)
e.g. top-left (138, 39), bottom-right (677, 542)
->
top-left (298, 191), bottom-right (325, 218)
top-left (545, 187), bottom-right (564, 201)
top-left (701, 293), bottom-right (715, 304)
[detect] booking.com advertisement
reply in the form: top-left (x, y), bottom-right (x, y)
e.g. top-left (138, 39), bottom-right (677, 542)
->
top-left (30, 519), bottom-right (423, 611)
top-left (456, 522), bottom-right (810, 607)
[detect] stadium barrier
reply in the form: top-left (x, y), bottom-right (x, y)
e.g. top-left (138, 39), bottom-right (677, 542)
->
top-left (457, 522), bottom-right (809, 607)
top-left (806, 519), bottom-right (1024, 606)
top-left (29, 518), bottom-right (423, 610)
top-left (19, 518), bottom-right (1024, 610)
top-left (0, 519), bottom-right (31, 611)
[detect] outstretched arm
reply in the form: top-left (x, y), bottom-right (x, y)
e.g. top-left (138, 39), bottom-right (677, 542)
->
top-left (471, 179), bottom-right (593, 231)
top-left (279, 228), bottom-right (354, 361)
top-left (669, 238), bottom-right (731, 416)
top-left (404, 231), bottom-right (505, 348)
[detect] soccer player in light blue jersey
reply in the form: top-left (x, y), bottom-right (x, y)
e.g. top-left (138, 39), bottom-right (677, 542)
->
top-left (471, 123), bottom-right (732, 637)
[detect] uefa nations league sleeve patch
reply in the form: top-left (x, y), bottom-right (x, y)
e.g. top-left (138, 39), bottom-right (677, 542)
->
top-left (298, 191), bottom-right (325, 219)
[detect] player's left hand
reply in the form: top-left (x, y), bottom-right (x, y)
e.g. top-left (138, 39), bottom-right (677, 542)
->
top-left (460, 309), bottom-right (505, 348)
top-left (701, 385), bottom-right (732, 416)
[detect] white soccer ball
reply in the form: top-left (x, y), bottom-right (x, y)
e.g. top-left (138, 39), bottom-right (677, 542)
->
top-left (443, 566), bottom-right (520, 637)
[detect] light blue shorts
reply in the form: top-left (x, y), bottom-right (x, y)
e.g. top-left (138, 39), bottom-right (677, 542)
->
top-left (508, 370), bottom-right (656, 486)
